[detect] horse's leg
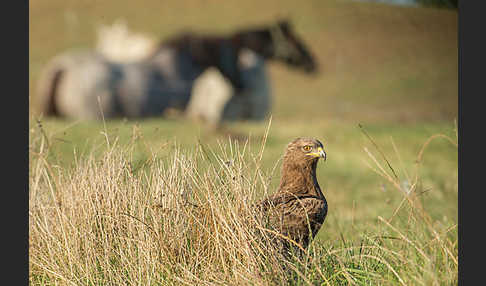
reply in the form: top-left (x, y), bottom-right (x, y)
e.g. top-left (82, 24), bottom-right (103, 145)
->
top-left (244, 60), bottom-right (271, 120)
top-left (221, 91), bottom-right (250, 121)
top-left (222, 53), bottom-right (271, 121)
top-left (187, 67), bottom-right (233, 125)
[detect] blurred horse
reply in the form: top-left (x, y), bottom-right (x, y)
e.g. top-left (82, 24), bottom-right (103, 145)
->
top-left (35, 20), bottom-right (318, 120)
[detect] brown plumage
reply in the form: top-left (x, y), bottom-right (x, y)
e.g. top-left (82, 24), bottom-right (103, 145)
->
top-left (256, 137), bottom-right (327, 251)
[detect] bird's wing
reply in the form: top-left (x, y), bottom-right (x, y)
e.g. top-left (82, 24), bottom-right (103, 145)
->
top-left (258, 195), bottom-right (326, 225)
top-left (256, 195), bottom-right (326, 246)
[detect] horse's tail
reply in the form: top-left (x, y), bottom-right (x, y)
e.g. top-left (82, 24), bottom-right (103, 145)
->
top-left (37, 69), bottom-right (63, 117)
top-left (33, 54), bottom-right (71, 117)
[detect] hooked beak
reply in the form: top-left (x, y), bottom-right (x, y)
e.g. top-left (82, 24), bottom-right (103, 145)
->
top-left (307, 147), bottom-right (326, 161)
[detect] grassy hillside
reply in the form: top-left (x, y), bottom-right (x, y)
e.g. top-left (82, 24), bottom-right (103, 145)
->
top-left (29, 0), bottom-right (457, 284)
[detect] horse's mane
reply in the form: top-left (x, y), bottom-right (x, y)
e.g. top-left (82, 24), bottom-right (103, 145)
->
top-left (150, 20), bottom-right (295, 61)
top-left (149, 32), bottom-right (222, 63)
top-left (148, 19), bottom-right (317, 73)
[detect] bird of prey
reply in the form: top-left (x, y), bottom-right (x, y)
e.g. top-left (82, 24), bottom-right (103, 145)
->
top-left (256, 137), bottom-right (327, 252)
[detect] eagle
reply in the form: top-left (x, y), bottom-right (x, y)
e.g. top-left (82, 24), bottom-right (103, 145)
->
top-left (255, 137), bottom-right (327, 252)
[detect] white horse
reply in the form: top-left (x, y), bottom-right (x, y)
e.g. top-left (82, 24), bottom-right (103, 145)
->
top-left (34, 20), bottom-right (317, 123)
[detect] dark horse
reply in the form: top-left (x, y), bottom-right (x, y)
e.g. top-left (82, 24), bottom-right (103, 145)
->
top-left (35, 20), bottom-right (318, 120)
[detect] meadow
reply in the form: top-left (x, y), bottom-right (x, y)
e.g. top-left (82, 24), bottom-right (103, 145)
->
top-left (29, 0), bottom-right (457, 285)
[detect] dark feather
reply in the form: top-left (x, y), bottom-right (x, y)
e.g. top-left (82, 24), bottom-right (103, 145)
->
top-left (255, 137), bottom-right (328, 251)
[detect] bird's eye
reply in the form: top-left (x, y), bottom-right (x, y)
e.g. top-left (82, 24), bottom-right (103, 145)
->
top-left (303, 145), bottom-right (312, 152)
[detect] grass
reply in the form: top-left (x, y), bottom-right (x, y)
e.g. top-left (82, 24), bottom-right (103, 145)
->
top-left (29, 0), bottom-right (457, 284)
top-left (29, 121), bottom-right (457, 285)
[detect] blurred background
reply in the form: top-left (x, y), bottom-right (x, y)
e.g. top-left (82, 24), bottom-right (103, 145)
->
top-left (29, 0), bottom-right (457, 124)
top-left (29, 0), bottom-right (458, 224)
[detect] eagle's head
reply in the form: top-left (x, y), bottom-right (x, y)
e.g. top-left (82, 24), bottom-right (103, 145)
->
top-left (283, 137), bottom-right (326, 169)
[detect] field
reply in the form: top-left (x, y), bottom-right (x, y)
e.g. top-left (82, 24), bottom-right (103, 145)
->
top-left (29, 0), bottom-right (458, 285)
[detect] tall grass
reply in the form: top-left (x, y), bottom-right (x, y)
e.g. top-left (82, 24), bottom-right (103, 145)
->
top-left (29, 122), bottom-right (457, 285)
